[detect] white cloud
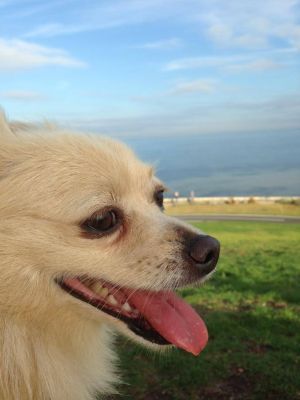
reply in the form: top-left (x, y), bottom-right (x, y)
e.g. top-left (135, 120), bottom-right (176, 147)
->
top-left (164, 54), bottom-right (285, 72)
top-left (164, 56), bottom-right (233, 71)
top-left (5, 0), bottom-right (299, 54)
top-left (22, 0), bottom-right (191, 38)
top-left (129, 79), bottom-right (217, 102)
top-left (0, 38), bottom-right (86, 71)
top-left (206, 21), bottom-right (233, 45)
top-left (135, 38), bottom-right (183, 50)
top-left (23, 23), bottom-right (97, 39)
top-left (58, 94), bottom-right (300, 136)
top-left (0, 90), bottom-right (45, 101)
top-left (204, 14), bottom-right (269, 49)
top-left (225, 59), bottom-right (282, 72)
top-left (169, 79), bottom-right (216, 95)
top-left (200, 0), bottom-right (300, 50)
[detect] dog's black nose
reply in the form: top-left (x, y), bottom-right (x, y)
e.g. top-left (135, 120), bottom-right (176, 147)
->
top-left (188, 235), bottom-right (220, 275)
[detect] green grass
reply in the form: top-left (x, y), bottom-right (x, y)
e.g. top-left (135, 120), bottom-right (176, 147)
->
top-left (112, 222), bottom-right (300, 400)
top-left (165, 202), bottom-right (300, 216)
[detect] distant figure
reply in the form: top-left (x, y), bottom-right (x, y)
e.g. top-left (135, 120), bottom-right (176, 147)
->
top-left (190, 190), bottom-right (195, 202)
top-left (188, 190), bottom-right (195, 204)
top-left (174, 191), bottom-right (180, 203)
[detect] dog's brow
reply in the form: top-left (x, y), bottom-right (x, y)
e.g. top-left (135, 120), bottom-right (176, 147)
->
top-left (154, 183), bottom-right (167, 192)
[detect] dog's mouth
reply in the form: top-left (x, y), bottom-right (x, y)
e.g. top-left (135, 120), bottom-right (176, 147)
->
top-left (57, 277), bottom-right (208, 355)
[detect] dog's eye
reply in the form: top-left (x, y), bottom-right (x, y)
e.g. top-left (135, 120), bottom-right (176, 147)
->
top-left (154, 190), bottom-right (164, 209)
top-left (82, 209), bottom-right (120, 235)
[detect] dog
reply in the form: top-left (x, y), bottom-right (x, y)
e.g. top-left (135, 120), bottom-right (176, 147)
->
top-left (0, 112), bottom-right (220, 400)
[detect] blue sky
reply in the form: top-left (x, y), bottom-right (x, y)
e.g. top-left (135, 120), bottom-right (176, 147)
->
top-left (0, 0), bottom-right (300, 136)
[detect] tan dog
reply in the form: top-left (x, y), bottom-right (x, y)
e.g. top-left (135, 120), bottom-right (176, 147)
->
top-left (0, 113), bottom-right (220, 400)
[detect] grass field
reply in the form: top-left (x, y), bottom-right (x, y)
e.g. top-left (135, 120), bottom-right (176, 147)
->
top-left (112, 221), bottom-right (300, 400)
top-left (165, 202), bottom-right (300, 216)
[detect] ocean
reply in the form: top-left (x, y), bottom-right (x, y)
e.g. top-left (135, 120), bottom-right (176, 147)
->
top-left (121, 131), bottom-right (300, 197)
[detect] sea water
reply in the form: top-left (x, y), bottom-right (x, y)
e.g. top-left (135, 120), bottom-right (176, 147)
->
top-left (123, 130), bottom-right (300, 197)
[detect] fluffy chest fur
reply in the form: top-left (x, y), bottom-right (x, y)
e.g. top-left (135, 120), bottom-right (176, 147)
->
top-left (0, 316), bottom-right (117, 400)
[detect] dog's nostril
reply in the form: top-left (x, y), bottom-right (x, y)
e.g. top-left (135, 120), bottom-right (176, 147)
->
top-left (204, 250), bottom-right (214, 264)
top-left (188, 235), bottom-right (220, 274)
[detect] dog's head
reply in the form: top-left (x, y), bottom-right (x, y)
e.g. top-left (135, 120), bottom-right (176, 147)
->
top-left (0, 114), bottom-right (220, 355)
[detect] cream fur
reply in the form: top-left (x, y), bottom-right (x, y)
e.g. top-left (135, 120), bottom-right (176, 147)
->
top-left (0, 113), bottom-right (202, 400)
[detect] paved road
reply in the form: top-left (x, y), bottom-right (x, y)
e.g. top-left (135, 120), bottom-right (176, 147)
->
top-left (173, 214), bottom-right (300, 224)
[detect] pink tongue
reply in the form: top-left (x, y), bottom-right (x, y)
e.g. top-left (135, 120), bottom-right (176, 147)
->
top-left (127, 290), bottom-right (208, 356)
top-left (62, 279), bottom-right (208, 355)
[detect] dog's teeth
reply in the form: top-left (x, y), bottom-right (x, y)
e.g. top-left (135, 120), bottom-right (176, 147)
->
top-left (122, 302), bottom-right (132, 312)
top-left (90, 282), bottom-right (102, 294)
top-left (107, 295), bottom-right (118, 306)
top-left (91, 283), bottom-right (108, 298)
top-left (100, 287), bottom-right (109, 298)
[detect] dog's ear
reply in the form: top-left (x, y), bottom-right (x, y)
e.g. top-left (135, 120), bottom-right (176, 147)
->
top-left (0, 111), bottom-right (16, 141)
